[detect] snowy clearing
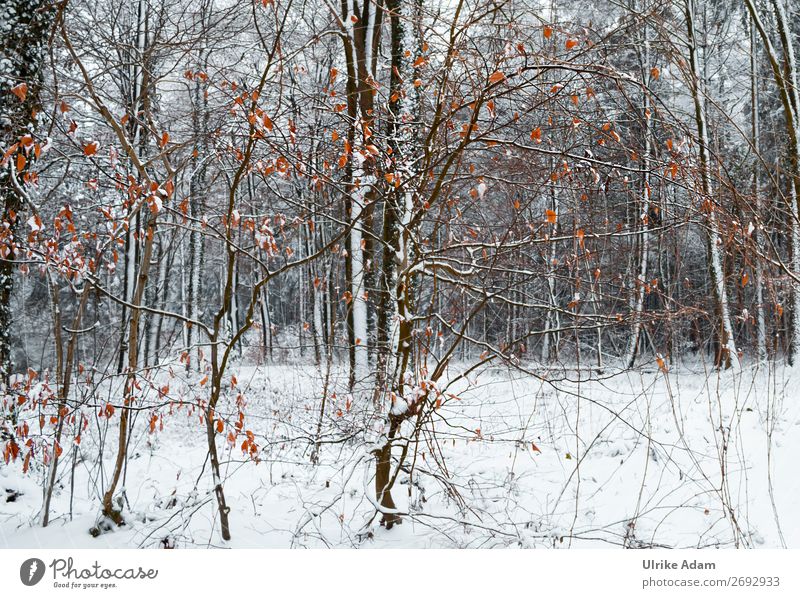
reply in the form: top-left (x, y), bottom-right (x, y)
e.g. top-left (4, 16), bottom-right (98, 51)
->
top-left (3, 361), bottom-right (797, 549)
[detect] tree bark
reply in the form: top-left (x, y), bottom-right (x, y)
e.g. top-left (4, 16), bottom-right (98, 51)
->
top-left (684, 0), bottom-right (739, 370)
top-left (0, 0), bottom-right (56, 384)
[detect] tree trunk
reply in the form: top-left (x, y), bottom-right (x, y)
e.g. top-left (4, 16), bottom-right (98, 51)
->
top-left (745, 0), bottom-right (800, 364)
top-left (102, 219), bottom-right (156, 524)
top-left (684, 0), bottom-right (739, 370)
top-left (43, 283), bottom-right (89, 527)
top-left (625, 21), bottom-right (653, 369)
top-left (749, 16), bottom-right (768, 362)
top-left (0, 0), bottom-right (55, 384)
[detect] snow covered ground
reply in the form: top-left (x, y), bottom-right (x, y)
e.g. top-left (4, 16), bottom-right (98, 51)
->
top-left (2, 359), bottom-right (798, 549)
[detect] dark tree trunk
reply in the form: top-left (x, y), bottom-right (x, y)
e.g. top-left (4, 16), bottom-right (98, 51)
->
top-left (0, 0), bottom-right (56, 384)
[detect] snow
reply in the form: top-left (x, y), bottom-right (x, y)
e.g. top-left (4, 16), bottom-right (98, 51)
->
top-left (2, 360), bottom-right (797, 549)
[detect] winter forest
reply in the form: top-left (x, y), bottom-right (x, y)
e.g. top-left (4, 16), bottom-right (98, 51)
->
top-left (1, 0), bottom-right (799, 549)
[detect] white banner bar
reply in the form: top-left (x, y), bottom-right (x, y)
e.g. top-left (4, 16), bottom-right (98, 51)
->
top-left (1, 549), bottom-right (796, 597)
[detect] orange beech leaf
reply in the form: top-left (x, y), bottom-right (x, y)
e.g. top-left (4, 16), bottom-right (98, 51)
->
top-left (83, 142), bottom-right (98, 156)
top-left (656, 355), bottom-right (668, 373)
top-left (565, 39), bottom-right (578, 50)
top-left (545, 209), bottom-right (557, 224)
top-left (11, 83), bottom-right (27, 101)
top-left (543, 26), bottom-right (553, 39)
top-left (488, 71), bottom-right (506, 84)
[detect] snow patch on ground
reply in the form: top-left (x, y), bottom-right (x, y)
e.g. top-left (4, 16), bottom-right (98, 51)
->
top-left (1, 361), bottom-right (797, 549)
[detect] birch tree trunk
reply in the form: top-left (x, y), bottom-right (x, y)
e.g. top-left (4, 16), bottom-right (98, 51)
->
top-left (370, 0), bottom-right (423, 528)
top-left (684, 0), bottom-right (739, 370)
top-left (745, 0), bottom-right (800, 365)
top-left (116, 0), bottom-right (150, 374)
top-left (541, 2), bottom-right (560, 364)
top-left (749, 16), bottom-right (768, 362)
top-left (186, 50), bottom-right (209, 372)
top-left (541, 156), bottom-right (560, 363)
top-left (340, 0), bottom-right (381, 388)
top-left (624, 20), bottom-right (652, 369)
